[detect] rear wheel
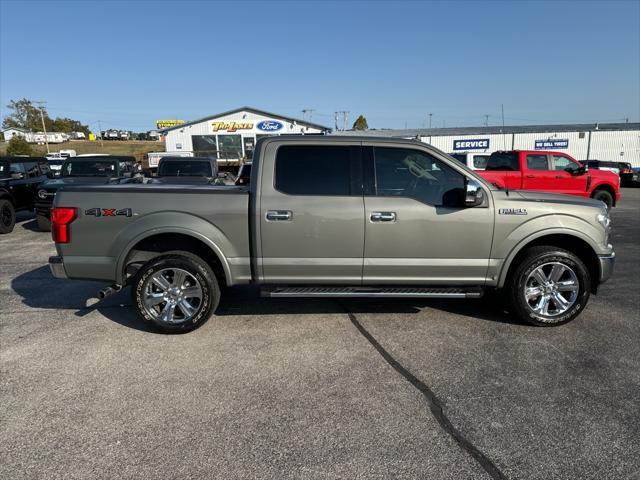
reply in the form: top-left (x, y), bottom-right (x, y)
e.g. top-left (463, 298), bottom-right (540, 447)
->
top-left (0, 199), bottom-right (16, 234)
top-left (591, 189), bottom-right (613, 211)
top-left (508, 246), bottom-right (590, 326)
top-left (132, 251), bottom-right (220, 333)
top-left (36, 213), bottom-right (51, 232)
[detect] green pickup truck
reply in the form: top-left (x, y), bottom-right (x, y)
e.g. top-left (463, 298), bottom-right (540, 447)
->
top-left (49, 136), bottom-right (615, 332)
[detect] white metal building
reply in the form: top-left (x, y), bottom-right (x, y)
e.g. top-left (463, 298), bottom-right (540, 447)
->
top-left (334, 123), bottom-right (640, 166)
top-left (160, 107), bottom-right (330, 166)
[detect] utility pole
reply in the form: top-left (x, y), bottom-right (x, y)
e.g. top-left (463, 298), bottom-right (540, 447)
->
top-left (484, 114), bottom-right (489, 127)
top-left (501, 104), bottom-right (506, 149)
top-left (428, 113), bottom-right (433, 129)
top-left (34, 101), bottom-right (49, 153)
top-left (336, 111), bottom-right (349, 131)
top-left (334, 112), bottom-right (339, 131)
top-left (301, 109), bottom-right (315, 122)
top-left (97, 120), bottom-right (104, 148)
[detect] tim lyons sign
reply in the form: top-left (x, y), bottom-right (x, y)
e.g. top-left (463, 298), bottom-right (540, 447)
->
top-left (453, 139), bottom-right (490, 151)
top-left (535, 139), bottom-right (569, 149)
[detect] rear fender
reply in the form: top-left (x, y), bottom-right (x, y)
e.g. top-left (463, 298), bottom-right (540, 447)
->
top-left (112, 212), bottom-right (235, 285)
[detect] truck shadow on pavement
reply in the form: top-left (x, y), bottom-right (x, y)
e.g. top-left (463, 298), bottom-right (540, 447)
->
top-left (11, 266), bottom-right (526, 333)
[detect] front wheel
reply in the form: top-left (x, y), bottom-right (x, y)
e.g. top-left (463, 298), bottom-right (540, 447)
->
top-left (0, 199), bottom-right (16, 234)
top-left (591, 189), bottom-right (613, 211)
top-left (508, 246), bottom-right (591, 326)
top-left (132, 251), bottom-right (220, 333)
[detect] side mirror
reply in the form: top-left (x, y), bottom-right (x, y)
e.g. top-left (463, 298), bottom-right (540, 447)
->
top-left (572, 165), bottom-right (587, 176)
top-left (11, 172), bottom-right (25, 180)
top-left (465, 179), bottom-right (485, 207)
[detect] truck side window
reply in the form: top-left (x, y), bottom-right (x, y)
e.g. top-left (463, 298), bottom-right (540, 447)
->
top-left (526, 154), bottom-right (549, 170)
top-left (552, 155), bottom-right (577, 172)
top-left (275, 145), bottom-right (353, 196)
top-left (486, 153), bottom-right (519, 171)
top-left (473, 155), bottom-right (489, 169)
top-left (9, 163), bottom-right (26, 175)
top-left (23, 162), bottom-right (39, 178)
top-left (373, 147), bottom-right (465, 207)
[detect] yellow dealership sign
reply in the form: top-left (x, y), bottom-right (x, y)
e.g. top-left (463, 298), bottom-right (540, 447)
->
top-left (156, 120), bottom-right (186, 129)
top-left (211, 121), bottom-right (254, 132)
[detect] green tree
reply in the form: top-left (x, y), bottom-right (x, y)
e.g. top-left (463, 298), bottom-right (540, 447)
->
top-left (352, 115), bottom-right (369, 131)
top-left (2, 98), bottom-right (52, 131)
top-left (6, 136), bottom-right (33, 156)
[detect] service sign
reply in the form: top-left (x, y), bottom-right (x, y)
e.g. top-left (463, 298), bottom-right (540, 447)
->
top-left (535, 139), bottom-right (569, 149)
top-left (211, 121), bottom-right (254, 132)
top-left (156, 119), bottom-right (185, 129)
top-left (453, 138), bottom-right (490, 151)
top-left (256, 120), bottom-right (284, 132)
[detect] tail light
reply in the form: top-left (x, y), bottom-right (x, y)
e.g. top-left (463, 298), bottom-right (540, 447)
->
top-left (51, 207), bottom-right (77, 243)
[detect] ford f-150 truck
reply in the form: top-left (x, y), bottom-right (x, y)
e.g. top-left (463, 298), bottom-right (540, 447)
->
top-left (479, 150), bottom-right (620, 209)
top-left (49, 136), bottom-right (615, 332)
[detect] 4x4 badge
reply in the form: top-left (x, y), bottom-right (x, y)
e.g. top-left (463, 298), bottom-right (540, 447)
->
top-left (85, 208), bottom-right (132, 217)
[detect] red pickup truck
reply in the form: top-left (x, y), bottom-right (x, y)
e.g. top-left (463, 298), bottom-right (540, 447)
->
top-left (479, 150), bottom-right (620, 209)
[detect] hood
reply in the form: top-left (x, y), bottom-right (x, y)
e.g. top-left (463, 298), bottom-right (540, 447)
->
top-left (512, 190), bottom-right (603, 208)
top-left (40, 176), bottom-right (114, 190)
top-left (588, 168), bottom-right (619, 182)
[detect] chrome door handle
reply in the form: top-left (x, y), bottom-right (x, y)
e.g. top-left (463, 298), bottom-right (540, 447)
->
top-left (370, 211), bottom-right (396, 222)
top-left (266, 210), bottom-right (292, 221)
top-left (526, 175), bottom-right (536, 178)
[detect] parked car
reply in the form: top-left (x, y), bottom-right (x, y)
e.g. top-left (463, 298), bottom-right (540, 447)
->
top-left (0, 157), bottom-right (51, 234)
top-left (49, 136), bottom-right (614, 332)
top-left (46, 152), bottom-right (72, 176)
top-left (626, 167), bottom-right (640, 187)
top-left (449, 152), bottom-right (491, 170)
top-left (583, 160), bottom-right (621, 175)
top-left (615, 162), bottom-right (636, 187)
top-left (480, 150), bottom-right (620, 209)
top-left (34, 155), bottom-right (141, 231)
top-left (235, 162), bottom-right (252, 185)
top-left (150, 157), bottom-right (222, 185)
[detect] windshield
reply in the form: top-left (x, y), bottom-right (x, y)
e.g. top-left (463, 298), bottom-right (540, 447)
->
top-left (0, 161), bottom-right (9, 178)
top-left (158, 160), bottom-right (211, 177)
top-left (62, 160), bottom-right (117, 177)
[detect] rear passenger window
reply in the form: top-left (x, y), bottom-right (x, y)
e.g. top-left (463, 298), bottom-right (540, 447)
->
top-left (526, 154), bottom-right (549, 170)
top-left (473, 155), bottom-right (489, 169)
top-left (275, 145), bottom-right (354, 196)
top-left (10, 163), bottom-right (26, 174)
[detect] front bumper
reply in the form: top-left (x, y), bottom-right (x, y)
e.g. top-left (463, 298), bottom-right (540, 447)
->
top-left (49, 256), bottom-right (67, 279)
top-left (598, 253), bottom-right (615, 284)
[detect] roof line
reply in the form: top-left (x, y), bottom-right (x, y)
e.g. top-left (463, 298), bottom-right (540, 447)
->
top-left (159, 106), bottom-right (331, 132)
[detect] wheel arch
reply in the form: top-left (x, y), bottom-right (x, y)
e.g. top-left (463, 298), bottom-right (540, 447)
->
top-left (498, 232), bottom-right (601, 294)
top-left (117, 229), bottom-right (232, 287)
top-left (590, 183), bottom-right (617, 206)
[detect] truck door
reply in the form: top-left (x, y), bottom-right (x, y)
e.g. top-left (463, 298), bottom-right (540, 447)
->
top-left (259, 143), bottom-right (365, 284)
top-left (550, 154), bottom-right (589, 196)
top-left (522, 153), bottom-right (557, 191)
top-left (362, 145), bottom-right (494, 285)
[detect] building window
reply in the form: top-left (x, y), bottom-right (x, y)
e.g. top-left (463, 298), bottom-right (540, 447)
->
top-left (192, 135), bottom-right (218, 157)
top-left (217, 134), bottom-right (242, 159)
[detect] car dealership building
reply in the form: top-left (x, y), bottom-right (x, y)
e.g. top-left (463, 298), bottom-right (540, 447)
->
top-left (336, 122), bottom-right (640, 166)
top-left (160, 107), bottom-right (330, 166)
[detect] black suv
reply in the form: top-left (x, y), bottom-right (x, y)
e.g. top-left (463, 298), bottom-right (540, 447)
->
top-left (0, 157), bottom-right (51, 234)
top-left (35, 155), bottom-right (141, 231)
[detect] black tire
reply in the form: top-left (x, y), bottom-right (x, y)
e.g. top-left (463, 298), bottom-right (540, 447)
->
top-left (36, 213), bottom-right (51, 232)
top-left (591, 189), bottom-right (613, 211)
top-left (508, 246), bottom-right (591, 327)
top-left (132, 251), bottom-right (220, 333)
top-left (0, 199), bottom-right (16, 234)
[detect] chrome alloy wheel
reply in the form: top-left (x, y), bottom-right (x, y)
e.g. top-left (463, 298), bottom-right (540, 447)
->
top-left (143, 268), bottom-right (203, 324)
top-left (524, 262), bottom-right (579, 317)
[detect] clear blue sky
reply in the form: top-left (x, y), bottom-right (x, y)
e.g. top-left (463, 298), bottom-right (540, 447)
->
top-left (1, 0), bottom-right (639, 132)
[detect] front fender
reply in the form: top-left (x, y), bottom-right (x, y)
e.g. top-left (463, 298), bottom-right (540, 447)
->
top-left (112, 211), bottom-right (235, 285)
top-left (493, 213), bottom-right (606, 288)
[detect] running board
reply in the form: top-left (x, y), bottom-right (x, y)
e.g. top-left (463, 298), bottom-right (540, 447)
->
top-left (262, 286), bottom-right (484, 299)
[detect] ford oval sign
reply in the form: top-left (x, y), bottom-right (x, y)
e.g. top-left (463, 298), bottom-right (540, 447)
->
top-left (257, 120), bottom-right (284, 132)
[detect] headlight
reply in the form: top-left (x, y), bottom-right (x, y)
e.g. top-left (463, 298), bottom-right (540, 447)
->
top-left (37, 189), bottom-right (48, 200)
top-left (596, 211), bottom-right (611, 230)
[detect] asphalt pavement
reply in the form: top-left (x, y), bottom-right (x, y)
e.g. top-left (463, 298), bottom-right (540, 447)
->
top-left (1, 189), bottom-right (639, 479)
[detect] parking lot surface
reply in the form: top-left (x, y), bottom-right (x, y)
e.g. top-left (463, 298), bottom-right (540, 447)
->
top-left (1, 189), bottom-right (639, 479)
